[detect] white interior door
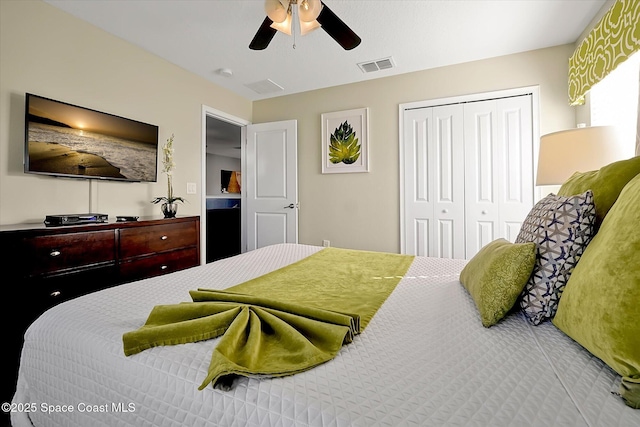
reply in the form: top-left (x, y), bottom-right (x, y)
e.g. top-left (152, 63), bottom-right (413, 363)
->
top-left (432, 105), bottom-right (465, 258)
top-left (463, 100), bottom-right (500, 256)
top-left (496, 96), bottom-right (534, 241)
top-left (464, 96), bottom-right (533, 257)
top-left (402, 105), bottom-right (465, 257)
top-left (245, 120), bottom-right (298, 251)
top-left (402, 107), bottom-right (434, 256)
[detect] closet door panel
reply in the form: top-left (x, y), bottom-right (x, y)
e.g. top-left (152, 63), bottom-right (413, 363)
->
top-left (475, 111), bottom-right (496, 203)
top-left (403, 109), bottom-right (435, 256)
top-left (503, 222), bottom-right (523, 242)
top-left (414, 219), bottom-right (430, 257)
top-left (475, 221), bottom-right (495, 251)
top-left (464, 101), bottom-right (500, 258)
top-left (464, 96), bottom-right (533, 258)
top-left (437, 219), bottom-right (456, 258)
top-left (402, 106), bottom-right (464, 257)
top-left (497, 97), bottom-right (534, 231)
top-left (433, 105), bottom-right (465, 258)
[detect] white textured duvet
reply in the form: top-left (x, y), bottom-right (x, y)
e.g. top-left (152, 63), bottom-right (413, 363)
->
top-left (12, 244), bottom-right (640, 427)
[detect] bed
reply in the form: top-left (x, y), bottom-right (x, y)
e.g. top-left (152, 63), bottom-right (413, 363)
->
top-left (11, 159), bottom-right (640, 427)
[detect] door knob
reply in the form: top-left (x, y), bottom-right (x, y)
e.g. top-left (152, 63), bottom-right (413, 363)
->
top-left (284, 203), bottom-right (296, 209)
top-left (481, 210), bottom-right (488, 215)
top-left (442, 209), bottom-right (448, 214)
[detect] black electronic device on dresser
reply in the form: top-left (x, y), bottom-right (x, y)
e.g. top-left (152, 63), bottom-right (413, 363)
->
top-left (0, 216), bottom-right (201, 411)
top-left (44, 212), bottom-right (108, 226)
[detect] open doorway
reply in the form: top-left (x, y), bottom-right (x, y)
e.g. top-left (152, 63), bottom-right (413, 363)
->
top-left (204, 113), bottom-right (244, 263)
top-left (201, 106), bottom-right (299, 262)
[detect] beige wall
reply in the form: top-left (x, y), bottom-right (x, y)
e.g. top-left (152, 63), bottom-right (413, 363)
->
top-left (0, 0), bottom-right (251, 225)
top-left (254, 45), bottom-right (577, 253)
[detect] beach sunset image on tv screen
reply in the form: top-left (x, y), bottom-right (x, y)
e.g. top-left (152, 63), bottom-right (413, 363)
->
top-left (25, 94), bottom-right (158, 182)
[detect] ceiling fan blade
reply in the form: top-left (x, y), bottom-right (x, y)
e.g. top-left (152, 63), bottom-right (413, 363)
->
top-left (317, 2), bottom-right (361, 50)
top-left (249, 16), bottom-right (277, 50)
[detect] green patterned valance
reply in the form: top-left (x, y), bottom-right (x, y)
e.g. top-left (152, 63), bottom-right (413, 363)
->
top-left (569, 0), bottom-right (640, 106)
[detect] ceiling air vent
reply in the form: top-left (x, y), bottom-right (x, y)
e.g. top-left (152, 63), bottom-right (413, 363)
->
top-left (357, 57), bottom-right (395, 73)
top-left (245, 79), bottom-right (284, 94)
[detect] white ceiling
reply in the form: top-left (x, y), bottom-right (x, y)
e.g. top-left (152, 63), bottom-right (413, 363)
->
top-left (206, 115), bottom-right (243, 158)
top-left (44, 0), bottom-right (607, 103)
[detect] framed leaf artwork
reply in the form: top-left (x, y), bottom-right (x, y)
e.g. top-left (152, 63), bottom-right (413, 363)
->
top-left (321, 107), bottom-right (369, 174)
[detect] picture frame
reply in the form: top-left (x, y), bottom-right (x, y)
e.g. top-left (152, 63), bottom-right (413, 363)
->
top-left (221, 170), bottom-right (241, 194)
top-left (321, 107), bottom-right (369, 174)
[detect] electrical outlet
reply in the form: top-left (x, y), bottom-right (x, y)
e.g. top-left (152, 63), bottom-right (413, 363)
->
top-left (186, 182), bottom-right (197, 194)
top-left (322, 240), bottom-right (330, 247)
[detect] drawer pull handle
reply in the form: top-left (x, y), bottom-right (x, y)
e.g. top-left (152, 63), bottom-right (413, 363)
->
top-left (50, 291), bottom-right (61, 297)
top-left (161, 235), bottom-right (168, 240)
top-left (50, 250), bottom-right (61, 257)
top-left (161, 265), bottom-right (168, 270)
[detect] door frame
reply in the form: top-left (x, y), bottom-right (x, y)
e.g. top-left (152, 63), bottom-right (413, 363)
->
top-left (398, 86), bottom-right (541, 255)
top-left (201, 105), bottom-right (251, 264)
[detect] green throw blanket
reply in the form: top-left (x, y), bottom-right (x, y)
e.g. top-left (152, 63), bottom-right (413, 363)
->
top-left (123, 247), bottom-right (414, 389)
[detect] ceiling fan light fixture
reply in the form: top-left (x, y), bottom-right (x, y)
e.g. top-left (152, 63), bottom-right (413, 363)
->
top-left (251, 0), bottom-right (360, 50)
top-left (270, 12), bottom-right (292, 35)
top-left (299, 0), bottom-right (322, 22)
top-left (270, 4), bottom-right (320, 37)
top-left (299, 19), bottom-right (321, 35)
top-left (265, 0), bottom-right (288, 23)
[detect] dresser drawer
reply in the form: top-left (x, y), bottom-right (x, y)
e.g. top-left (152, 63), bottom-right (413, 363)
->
top-left (23, 230), bottom-right (116, 276)
top-left (119, 247), bottom-right (199, 282)
top-left (119, 221), bottom-right (197, 259)
top-left (33, 265), bottom-right (119, 309)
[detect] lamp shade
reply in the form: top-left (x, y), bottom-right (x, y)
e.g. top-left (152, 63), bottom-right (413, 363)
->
top-left (300, 19), bottom-right (321, 35)
top-left (265, 0), bottom-right (288, 23)
top-left (270, 12), bottom-right (292, 35)
top-left (299, 0), bottom-right (322, 22)
top-left (536, 126), bottom-right (625, 185)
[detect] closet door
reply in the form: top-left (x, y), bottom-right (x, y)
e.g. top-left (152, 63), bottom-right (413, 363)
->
top-left (464, 95), bottom-right (533, 258)
top-left (497, 96), bottom-right (534, 240)
top-left (402, 108), bottom-right (433, 256)
top-left (402, 105), bottom-right (465, 257)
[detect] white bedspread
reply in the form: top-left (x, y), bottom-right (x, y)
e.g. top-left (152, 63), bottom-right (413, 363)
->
top-left (11, 244), bottom-right (640, 426)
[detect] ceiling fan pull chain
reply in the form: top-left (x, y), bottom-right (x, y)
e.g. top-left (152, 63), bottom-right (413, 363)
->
top-left (292, 3), bottom-right (298, 49)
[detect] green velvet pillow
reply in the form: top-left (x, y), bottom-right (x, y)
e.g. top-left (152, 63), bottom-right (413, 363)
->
top-left (557, 156), bottom-right (640, 226)
top-left (553, 173), bottom-right (640, 409)
top-left (460, 239), bottom-right (536, 327)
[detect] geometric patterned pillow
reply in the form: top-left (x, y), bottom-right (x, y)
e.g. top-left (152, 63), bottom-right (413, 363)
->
top-left (515, 190), bottom-right (596, 325)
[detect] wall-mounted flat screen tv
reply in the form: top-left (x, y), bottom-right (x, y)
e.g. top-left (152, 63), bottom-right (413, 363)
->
top-left (24, 93), bottom-right (159, 182)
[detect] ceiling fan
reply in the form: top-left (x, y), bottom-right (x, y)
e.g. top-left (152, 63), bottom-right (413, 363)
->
top-left (249, 0), bottom-right (361, 50)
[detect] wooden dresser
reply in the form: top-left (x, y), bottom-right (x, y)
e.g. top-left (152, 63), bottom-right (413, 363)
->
top-left (0, 215), bottom-right (200, 405)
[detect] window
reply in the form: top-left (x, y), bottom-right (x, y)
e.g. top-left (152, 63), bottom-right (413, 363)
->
top-left (590, 52), bottom-right (640, 156)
